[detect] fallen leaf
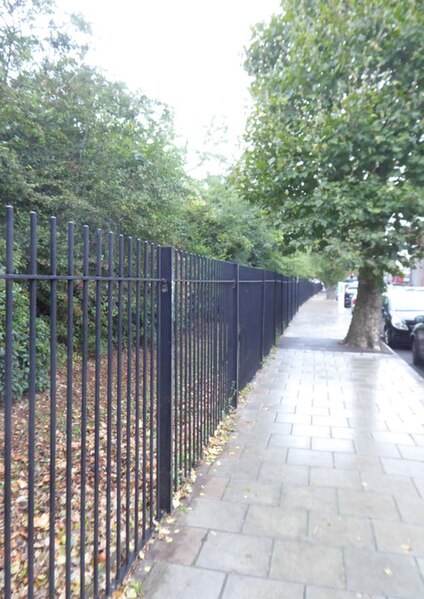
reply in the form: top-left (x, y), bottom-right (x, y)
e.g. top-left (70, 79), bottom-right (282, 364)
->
top-left (33, 514), bottom-right (50, 530)
top-left (401, 540), bottom-right (412, 554)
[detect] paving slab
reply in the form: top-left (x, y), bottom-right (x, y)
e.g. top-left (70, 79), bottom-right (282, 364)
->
top-left (222, 574), bottom-right (304, 599)
top-left (308, 512), bottom-right (375, 550)
top-left (345, 548), bottom-right (424, 598)
top-left (270, 539), bottom-right (345, 588)
top-left (127, 294), bottom-right (424, 598)
top-left (242, 504), bottom-right (307, 539)
top-left (196, 530), bottom-right (272, 576)
top-left (306, 587), bottom-right (384, 599)
top-left (140, 563), bottom-right (225, 599)
top-left (184, 498), bottom-right (247, 532)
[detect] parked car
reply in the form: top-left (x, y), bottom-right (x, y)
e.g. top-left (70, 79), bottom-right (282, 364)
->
top-left (344, 281), bottom-right (358, 308)
top-left (411, 317), bottom-right (424, 365)
top-left (382, 287), bottom-right (424, 348)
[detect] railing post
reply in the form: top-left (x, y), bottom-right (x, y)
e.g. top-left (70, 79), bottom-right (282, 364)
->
top-left (261, 269), bottom-right (266, 358)
top-left (157, 246), bottom-right (174, 514)
top-left (273, 272), bottom-right (277, 341)
top-left (232, 263), bottom-right (239, 407)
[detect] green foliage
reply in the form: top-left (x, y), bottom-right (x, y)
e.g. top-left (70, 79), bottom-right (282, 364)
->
top-left (0, 0), bottom-right (191, 254)
top-left (0, 284), bottom-right (50, 399)
top-left (277, 249), bottom-right (351, 289)
top-left (239, 0), bottom-right (424, 281)
top-left (180, 176), bottom-right (283, 269)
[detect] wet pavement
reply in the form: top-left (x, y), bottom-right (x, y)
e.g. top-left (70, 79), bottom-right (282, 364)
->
top-left (133, 294), bottom-right (424, 599)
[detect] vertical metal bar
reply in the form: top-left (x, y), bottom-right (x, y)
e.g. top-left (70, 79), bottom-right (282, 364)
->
top-left (27, 211), bottom-right (37, 598)
top-left (149, 243), bottom-right (155, 524)
top-left (142, 242), bottom-right (148, 539)
top-left (208, 259), bottom-right (213, 435)
top-left (203, 257), bottom-right (208, 444)
top-left (192, 257), bottom-right (197, 462)
top-left (80, 225), bottom-right (89, 599)
top-left (173, 252), bottom-right (179, 488)
top-left (116, 234), bottom-right (124, 578)
top-left (220, 264), bottom-right (224, 415)
top-left (187, 254), bottom-right (193, 468)
top-left (65, 221), bottom-right (74, 599)
top-left (224, 269), bottom-right (229, 412)
top-left (217, 262), bottom-right (222, 420)
top-left (49, 216), bottom-right (57, 599)
top-left (157, 246), bottom-right (174, 513)
top-left (210, 258), bottom-right (214, 437)
top-left (105, 232), bottom-right (114, 596)
top-left (280, 275), bottom-right (283, 333)
top-left (194, 256), bottom-right (200, 461)
top-left (183, 253), bottom-right (188, 477)
top-left (202, 257), bottom-right (207, 445)
top-left (220, 264), bottom-right (225, 413)
top-left (232, 263), bottom-right (239, 407)
top-left (198, 259), bottom-right (203, 453)
top-left (93, 229), bottom-right (102, 596)
top-left (125, 237), bottom-right (133, 564)
top-left (206, 257), bottom-right (211, 442)
top-left (156, 246), bottom-right (161, 517)
top-left (4, 205), bottom-right (13, 599)
top-left (210, 260), bottom-right (215, 432)
top-left (134, 239), bottom-right (141, 544)
top-left (213, 260), bottom-right (218, 432)
top-left (261, 270), bottom-right (266, 359)
top-left (178, 253), bottom-right (184, 478)
top-left (218, 262), bottom-right (222, 420)
top-left (199, 257), bottom-right (205, 447)
top-left (224, 265), bottom-right (230, 410)
top-left (273, 273), bottom-right (277, 343)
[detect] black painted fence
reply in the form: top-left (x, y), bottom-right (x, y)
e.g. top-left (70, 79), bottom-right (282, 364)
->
top-left (0, 206), bottom-right (320, 598)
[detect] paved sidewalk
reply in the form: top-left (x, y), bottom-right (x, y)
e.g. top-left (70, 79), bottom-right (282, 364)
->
top-left (135, 294), bottom-right (424, 599)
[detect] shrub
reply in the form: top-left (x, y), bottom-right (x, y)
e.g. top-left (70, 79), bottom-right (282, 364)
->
top-left (0, 283), bottom-right (50, 400)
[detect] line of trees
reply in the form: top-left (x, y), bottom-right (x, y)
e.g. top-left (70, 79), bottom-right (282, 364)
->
top-left (237, 0), bottom-right (424, 349)
top-left (4, 0), bottom-right (419, 353)
top-left (0, 0), bottom-right (292, 398)
top-left (0, 0), bottom-right (284, 271)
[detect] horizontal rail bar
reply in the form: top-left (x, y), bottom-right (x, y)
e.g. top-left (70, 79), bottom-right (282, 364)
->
top-left (174, 279), bottom-right (288, 284)
top-left (0, 275), bottom-right (291, 284)
top-left (0, 273), bottom-right (166, 283)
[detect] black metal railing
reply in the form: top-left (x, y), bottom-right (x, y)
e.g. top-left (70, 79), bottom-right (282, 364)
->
top-left (0, 206), bottom-right (320, 598)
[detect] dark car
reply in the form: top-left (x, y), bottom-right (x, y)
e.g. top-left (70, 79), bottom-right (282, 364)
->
top-left (344, 281), bottom-right (358, 308)
top-left (411, 318), bottom-right (424, 365)
top-left (382, 287), bottom-right (424, 348)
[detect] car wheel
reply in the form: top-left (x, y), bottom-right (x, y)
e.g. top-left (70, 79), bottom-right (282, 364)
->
top-left (383, 325), bottom-right (395, 348)
top-left (412, 337), bottom-right (424, 366)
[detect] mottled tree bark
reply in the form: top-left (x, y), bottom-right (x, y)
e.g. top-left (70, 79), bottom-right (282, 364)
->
top-left (343, 270), bottom-right (383, 350)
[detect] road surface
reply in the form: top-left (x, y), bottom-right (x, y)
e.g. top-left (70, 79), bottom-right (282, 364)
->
top-left (395, 347), bottom-right (424, 379)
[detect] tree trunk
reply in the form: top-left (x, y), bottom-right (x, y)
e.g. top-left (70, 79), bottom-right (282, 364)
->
top-left (343, 270), bottom-right (383, 350)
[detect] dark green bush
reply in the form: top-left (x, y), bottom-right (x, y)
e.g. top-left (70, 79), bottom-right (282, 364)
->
top-left (0, 284), bottom-right (50, 400)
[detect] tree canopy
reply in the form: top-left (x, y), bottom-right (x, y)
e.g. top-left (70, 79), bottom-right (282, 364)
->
top-left (239, 0), bottom-right (424, 347)
top-left (0, 0), bottom-right (287, 275)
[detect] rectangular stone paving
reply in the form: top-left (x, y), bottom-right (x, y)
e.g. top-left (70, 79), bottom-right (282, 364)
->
top-left (129, 295), bottom-right (424, 598)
